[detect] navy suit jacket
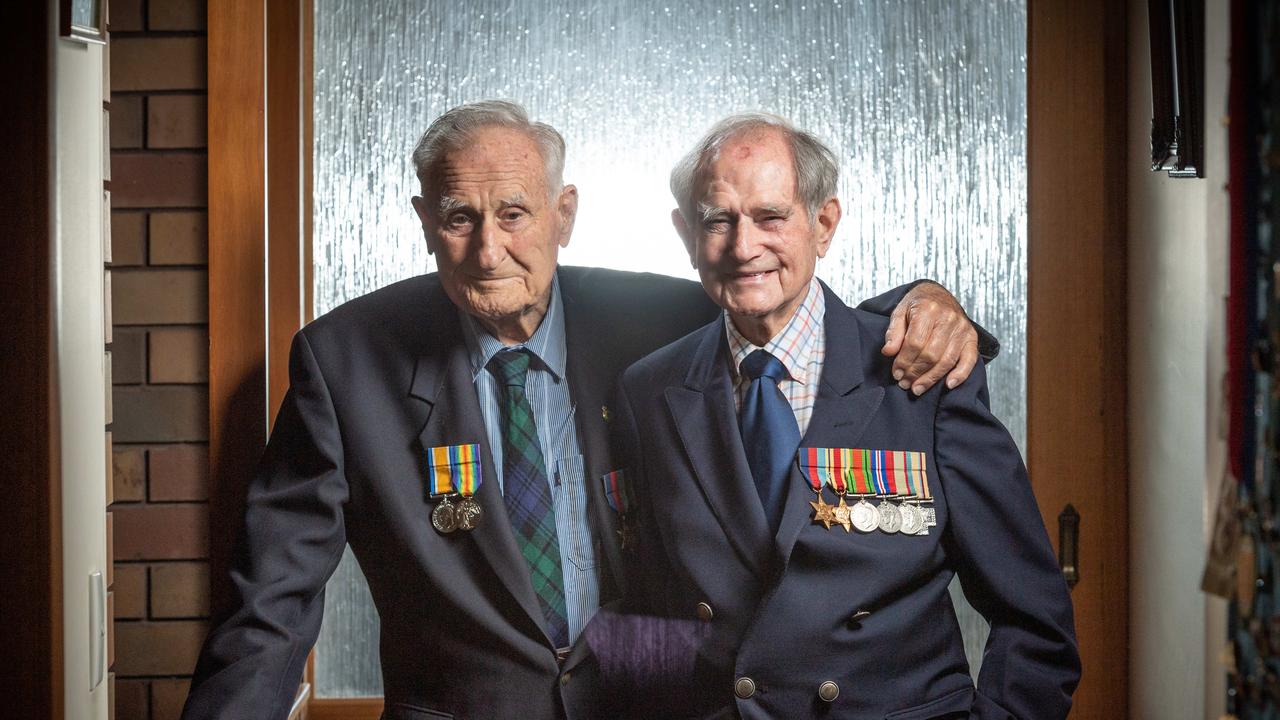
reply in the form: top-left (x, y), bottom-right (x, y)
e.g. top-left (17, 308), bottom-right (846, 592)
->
top-left (611, 283), bottom-right (1079, 720)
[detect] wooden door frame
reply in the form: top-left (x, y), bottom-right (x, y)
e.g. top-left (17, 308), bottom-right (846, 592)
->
top-left (207, 1), bottom-right (1130, 718)
top-left (2, 2), bottom-right (61, 718)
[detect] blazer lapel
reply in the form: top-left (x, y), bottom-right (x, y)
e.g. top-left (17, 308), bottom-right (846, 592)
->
top-left (408, 303), bottom-right (551, 647)
top-left (775, 288), bottom-right (886, 566)
top-left (664, 320), bottom-right (771, 581)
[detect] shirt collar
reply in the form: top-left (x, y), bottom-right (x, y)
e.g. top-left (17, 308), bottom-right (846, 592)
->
top-left (460, 274), bottom-right (568, 383)
top-left (726, 277), bottom-right (825, 384)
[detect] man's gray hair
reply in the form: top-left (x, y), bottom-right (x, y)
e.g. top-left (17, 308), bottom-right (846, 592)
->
top-left (670, 113), bottom-right (839, 225)
top-left (412, 100), bottom-right (566, 198)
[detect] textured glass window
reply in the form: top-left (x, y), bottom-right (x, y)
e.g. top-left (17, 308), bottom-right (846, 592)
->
top-left (314, 0), bottom-right (1025, 698)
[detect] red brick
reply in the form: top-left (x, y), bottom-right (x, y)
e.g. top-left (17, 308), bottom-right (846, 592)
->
top-left (114, 563), bottom-right (147, 619)
top-left (110, 211), bottom-right (147, 267)
top-left (149, 328), bottom-right (208, 384)
top-left (109, 594), bottom-right (116, 667)
top-left (114, 621), bottom-right (209, 677)
top-left (110, 96), bottom-right (144, 149)
top-left (109, 0), bottom-right (145, 32)
top-left (147, 95), bottom-right (206, 150)
top-left (151, 562), bottom-right (210, 618)
top-left (149, 444), bottom-right (209, 502)
top-left (113, 504), bottom-right (208, 561)
top-left (111, 38), bottom-right (207, 92)
top-left (112, 386), bottom-right (209, 443)
top-left (111, 153), bottom-right (207, 208)
top-left (113, 328), bottom-right (146, 385)
top-left (149, 0), bottom-right (207, 31)
top-left (149, 211), bottom-right (206, 265)
top-left (112, 446), bottom-right (146, 502)
top-left (115, 678), bottom-right (149, 719)
top-left (111, 268), bottom-right (207, 325)
top-left (151, 678), bottom-right (193, 720)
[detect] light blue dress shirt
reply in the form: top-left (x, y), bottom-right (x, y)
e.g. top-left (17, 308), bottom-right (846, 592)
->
top-left (459, 277), bottom-right (600, 645)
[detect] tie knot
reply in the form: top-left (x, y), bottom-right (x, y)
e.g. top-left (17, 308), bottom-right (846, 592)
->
top-left (740, 349), bottom-right (788, 382)
top-left (488, 349), bottom-right (532, 387)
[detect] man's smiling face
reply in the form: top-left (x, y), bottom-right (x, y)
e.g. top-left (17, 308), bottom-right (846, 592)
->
top-left (681, 127), bottom-right (837, 343)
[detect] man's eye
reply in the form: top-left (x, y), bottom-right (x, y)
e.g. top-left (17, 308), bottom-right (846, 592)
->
top-left (500, 209), bottom-right (527, 222)
top-left (705, 219), bottom-right (730, 232)
top-left (447, 213), bottom-right (472, 227)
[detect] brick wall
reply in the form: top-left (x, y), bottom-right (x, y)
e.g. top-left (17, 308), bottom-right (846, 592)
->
top-left (109, 1), bottom-right (210, 718)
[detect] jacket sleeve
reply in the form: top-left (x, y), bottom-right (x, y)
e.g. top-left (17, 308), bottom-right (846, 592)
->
top-left (854, 279), bottom-right (1001, 361)
top-left (182, 329), bottom-right (349, 720)
top-left (933, 361), bottom-right (1081, 719)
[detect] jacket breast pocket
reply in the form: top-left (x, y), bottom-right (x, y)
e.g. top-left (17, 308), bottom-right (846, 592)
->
top-left (382, 702), bottom-right (454, 719)
top-left (883, 685), bottom-right (973, 720)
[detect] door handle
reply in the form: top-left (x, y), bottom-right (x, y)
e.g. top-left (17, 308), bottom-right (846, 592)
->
top-left (1058, 504), bottom-right (1080, 589)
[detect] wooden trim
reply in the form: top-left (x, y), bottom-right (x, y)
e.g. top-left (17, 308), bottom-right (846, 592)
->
top-left (307, 698), bottom-right (384, 720)
top-left (1027, 0), bottom-right (1129, 717)
top-left (1, 2), bottom-right (60, 717)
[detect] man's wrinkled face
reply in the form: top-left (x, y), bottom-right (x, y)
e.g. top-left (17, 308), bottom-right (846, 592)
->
top-left (412, 126), bottom-right (576, 331)
top-left (677, 128), bottom-right (838, 336)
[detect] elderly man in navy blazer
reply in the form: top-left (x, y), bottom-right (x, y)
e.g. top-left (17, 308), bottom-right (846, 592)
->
top-left (608, 115), bottom-right (1080, 719)
top-left (181, 101), bottom-right (994, 720)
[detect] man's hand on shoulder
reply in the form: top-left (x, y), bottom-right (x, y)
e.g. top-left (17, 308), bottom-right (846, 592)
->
top-left (881, 281), bottom-right (979, 395)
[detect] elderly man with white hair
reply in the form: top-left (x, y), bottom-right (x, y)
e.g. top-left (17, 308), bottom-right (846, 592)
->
top-left (181, 101), bottom-right (993, 720)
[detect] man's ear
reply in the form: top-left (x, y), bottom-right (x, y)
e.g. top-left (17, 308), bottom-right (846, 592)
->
top-left (557, 184), bottom-right (579, 248)
top-left (813, 197), bottom-right (842, 259)
top-left (410, 195), bottom-right (436, 256)
top-left (671, 208), bottom-right (696, 268)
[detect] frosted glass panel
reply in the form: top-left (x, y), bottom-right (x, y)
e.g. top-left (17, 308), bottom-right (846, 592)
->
top-left (314, 0), bottom-right (1025, 698)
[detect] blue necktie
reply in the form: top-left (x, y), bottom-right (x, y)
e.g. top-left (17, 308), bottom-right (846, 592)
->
top-left (739, 349), bottom-right (802, 533)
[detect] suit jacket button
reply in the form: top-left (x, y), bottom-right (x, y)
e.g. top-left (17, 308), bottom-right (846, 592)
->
top-left (696, 602), bottom-right (714, 622)
top-left (734, 677), bottom-right (756, 699)
top-left (818, 680), bottom-right (840, 703)
top-left (849, 609), bottom-right (872, 626)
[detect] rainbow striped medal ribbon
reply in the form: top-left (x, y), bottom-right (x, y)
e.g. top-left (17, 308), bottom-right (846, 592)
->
top-left (869, 450), bottom-right (903, 534)
top-left (426, 444), bottom-right (483, 534)
top-left (914, 452), bottom-right (936, 534)
top-left (845, 450), bottom-right (880, 534)
top-left (798, 448), bottom-right (838, 530)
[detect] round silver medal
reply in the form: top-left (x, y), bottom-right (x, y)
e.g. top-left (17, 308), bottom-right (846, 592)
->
top-left (455, 497), bottom-right (483, 531)
top-left (899, 504), bottom-right (924, 535)
top-left (850, 499), bottom-right (879, 533)
top-left (431, 498), bottom-right (458, 534)
top-left (877, 501), bottom-right (902, 534)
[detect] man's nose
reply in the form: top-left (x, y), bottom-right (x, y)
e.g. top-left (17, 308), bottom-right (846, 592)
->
top-left (474, 219), bottom-right (506, 269)
top-left (730, 218), bottom-right (762, 261)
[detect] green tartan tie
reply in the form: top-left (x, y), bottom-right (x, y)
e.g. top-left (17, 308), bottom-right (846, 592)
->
top-left (488, 349), bottom-right (569, 647)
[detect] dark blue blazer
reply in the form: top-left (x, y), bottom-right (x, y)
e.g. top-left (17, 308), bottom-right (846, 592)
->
top-left (611, 283), bottom-right (1079, 720)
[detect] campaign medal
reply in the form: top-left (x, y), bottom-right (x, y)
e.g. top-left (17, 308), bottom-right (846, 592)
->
top-left (896, 451), bottom-right (927, 536)
top-left (602, 469), bottom-right (636, 549)
top-left (846, 449), bottom-right (879, 533)
top-left (825, 449), bottom-right (853, 532)
top-left (798, 448), bottom-right (838, 530)
top-left (914, 451), bottom-right (936, 535)
top-left (871, 449), bottom-right (901, 534)
top-left (452, 451), bottom-right (483, 531)
top-left (426, 443), bottom-right (482, 535)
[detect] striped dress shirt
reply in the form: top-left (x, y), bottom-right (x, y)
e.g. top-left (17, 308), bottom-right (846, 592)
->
top-left (459, 277), bottom-right (599, 645)
top-left (726, 277), bottom-right (827, 437)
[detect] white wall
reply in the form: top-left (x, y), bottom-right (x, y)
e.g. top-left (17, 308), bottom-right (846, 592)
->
top-left (1127, 0), bottom-right (1231, 717)
top-left (54, 21), bottom-right (110, 720)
